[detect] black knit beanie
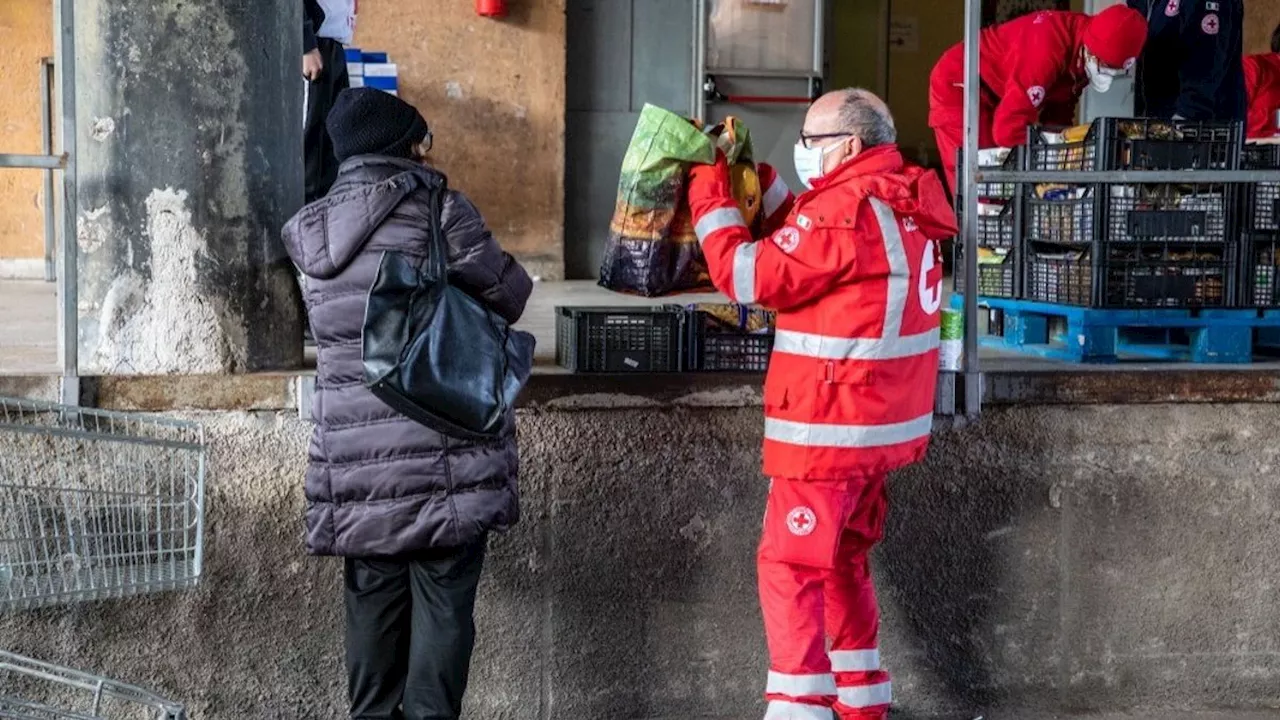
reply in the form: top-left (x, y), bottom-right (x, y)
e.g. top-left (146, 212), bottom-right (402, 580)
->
top-left (326, 87), bottom-right (430, 162)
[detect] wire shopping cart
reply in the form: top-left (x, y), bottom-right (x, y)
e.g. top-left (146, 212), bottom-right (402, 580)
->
top-left (0, 396), bottom-right (205, 717)
top-left (0, 650), bottom-right (186, 719)
top-left (0, 396), bottom-right (206, 611)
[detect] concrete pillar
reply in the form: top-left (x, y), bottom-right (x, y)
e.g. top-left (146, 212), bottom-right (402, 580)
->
top-left (73, 0), bottom-right (304, 374)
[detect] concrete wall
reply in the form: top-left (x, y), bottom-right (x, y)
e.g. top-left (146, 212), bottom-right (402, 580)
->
top-left (0, 0), bottom-right (52, 276)
top-left (356, 2), bottom-right (567, 281)
top-left (3, 403), bottom-right (1280, 718)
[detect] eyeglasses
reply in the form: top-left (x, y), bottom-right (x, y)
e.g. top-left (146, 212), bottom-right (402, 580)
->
top-left (799, 132), bottom-right (851, 149)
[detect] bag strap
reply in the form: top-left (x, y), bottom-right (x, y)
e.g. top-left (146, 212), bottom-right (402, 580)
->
top-left (426, 184), bottom-right (448, 284)
top-left (401, 167), bottom-right (449, 284)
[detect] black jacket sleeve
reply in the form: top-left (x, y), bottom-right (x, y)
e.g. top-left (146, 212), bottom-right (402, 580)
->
top-left (1175, 0), bottom-right (1240, 120)
top-left (303, 0), bottom-right (324, 54)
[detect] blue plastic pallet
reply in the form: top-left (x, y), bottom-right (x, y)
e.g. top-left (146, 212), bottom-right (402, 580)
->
top-left (951, 295), bottom-right (1280, 364)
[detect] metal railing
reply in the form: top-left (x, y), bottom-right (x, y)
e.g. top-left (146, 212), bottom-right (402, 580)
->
top-left (0, 0), bottom-right (78, 406)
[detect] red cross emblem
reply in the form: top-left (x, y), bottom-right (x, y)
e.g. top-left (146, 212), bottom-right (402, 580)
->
top-left (787, 507), bottom-right (817, 536)
top-left (1202, 13), bottom-right (1219, 35)
top-left (1165, 0), bottom-right (1180, 17)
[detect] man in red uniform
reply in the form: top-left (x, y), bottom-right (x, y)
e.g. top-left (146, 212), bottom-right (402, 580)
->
top-left (688, 89), bottom-right (958, 720)
top-left (928, 5), bottom-right (1148, 192)
top-left (1244, 25), bottom-right (1280, 139)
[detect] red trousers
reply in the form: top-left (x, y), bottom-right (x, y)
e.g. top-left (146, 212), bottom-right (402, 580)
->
top-left (758, 476), bottom-right (891, 720)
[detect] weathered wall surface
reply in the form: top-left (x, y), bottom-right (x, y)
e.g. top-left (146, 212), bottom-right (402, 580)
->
top-left (72, 0), bottom-right (304, 375)
top-left (1246, 3), bottom-right (1280, 55)
top-left (0, 0), bottom-right (52, 275)
top-left (356, 2), bottom-right (567, 280)
top-left (3, 404), bottom-right (1280, 718)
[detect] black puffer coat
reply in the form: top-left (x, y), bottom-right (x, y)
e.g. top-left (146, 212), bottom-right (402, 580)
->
top-left (282, 156), bottom-right (533, 557)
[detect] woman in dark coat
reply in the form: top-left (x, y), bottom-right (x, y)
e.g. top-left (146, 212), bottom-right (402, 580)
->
top-left (282, 87), bottom-right (533, 720)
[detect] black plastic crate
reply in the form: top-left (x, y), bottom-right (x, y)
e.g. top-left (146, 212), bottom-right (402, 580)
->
top-left (1028, 118), bottom-right (1243, 172)
top-left (1026, 188), bottom-right (1095, 245)
top-left (957, 200), bottom-right (1018, 248)
top-left (1026, 184), bottom-right (1229, 245)
top-left (957, 147), bottom-right (1023, 200)
top-left (686, 304), bottom-right (775, 372)
top-left (1242, 144), bottom-right (1280, 232)
top-left (954, 244), bottom-right (1017, 298)
top-left (1241, 234), bottom-right (1280, 307)
top-left (555, 306), bottom-right (685, 373)
top-left (1026, 245), bottom-right (1232, 308)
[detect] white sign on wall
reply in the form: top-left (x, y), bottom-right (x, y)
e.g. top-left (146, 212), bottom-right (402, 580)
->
top-left (889, 17), bottom-right (919, 53)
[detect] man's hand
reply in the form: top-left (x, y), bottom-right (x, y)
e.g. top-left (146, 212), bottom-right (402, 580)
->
top-left (688, 151), bottom-right (735, 217)
top-left (303, 49), bottom-right (324, 81)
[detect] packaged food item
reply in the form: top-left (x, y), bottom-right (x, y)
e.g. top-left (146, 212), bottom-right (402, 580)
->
top-left (939, 308), bottom-right (962, 372)
top-left (1061, 124), bottom-right (1091, 143)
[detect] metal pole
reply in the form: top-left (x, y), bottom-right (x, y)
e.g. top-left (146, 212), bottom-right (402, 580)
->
top-left (961, 0), bottom-right (981, 418)
top-left (0, 154), bottom-right (65, 169)
top-left (56, 0), bottom-right (79, 406)
top-left (692, 0), bottom-right (708, 121)
top-left (811, 0), bottom-right (826, 78)
top-left (41, 57), bottom-right (55, 282)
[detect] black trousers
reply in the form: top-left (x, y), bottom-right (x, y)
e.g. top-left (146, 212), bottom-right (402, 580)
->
top-left (345, 539), bottom-right (487, 720)
top-left (305, 37), bottom-right (350, 203)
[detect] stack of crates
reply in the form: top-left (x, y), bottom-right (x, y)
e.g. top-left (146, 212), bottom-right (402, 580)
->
top-left (1022, 118), bottom-right (1242, 308)
top-left (1239, 144), bottom-right (1280, 307)
top-left (953, 148), bottom-right (1022, 299)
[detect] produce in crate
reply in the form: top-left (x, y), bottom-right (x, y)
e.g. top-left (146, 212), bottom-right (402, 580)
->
top-left (689, 303), bottom-right (776, 334)
top-left (598, 104), bottom-right (763, 297)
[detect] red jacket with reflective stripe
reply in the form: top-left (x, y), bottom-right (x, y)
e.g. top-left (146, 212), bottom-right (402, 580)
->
top-left (1244, 53), bottom-right (1280, 139)
top-left (929, 11), bottom-right (1090, 148)
top-left (690, 147), bottom-right (958, 479)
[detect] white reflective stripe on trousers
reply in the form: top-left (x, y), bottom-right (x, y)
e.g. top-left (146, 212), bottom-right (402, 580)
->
top-left (694, 206), bottom-right (747, 243)
top-left (837, 680), bottom-right (893, 708)
top-left (764, 413), bottom-right (934, 449)
top-left (868, 198), bottom-right (909, 340)
top-left (773, 328), bottom-right (940, 361)
top-left (763, 699), bottom-right (835, 720)
top-left (765, 671), bottom-right (837, 697)
top-left (763, 176), bottom-right (790, 217)
top-left (829, 648), bottom-right (881, 673)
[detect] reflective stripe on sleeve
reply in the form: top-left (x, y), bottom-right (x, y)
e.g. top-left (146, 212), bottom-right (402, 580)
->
top-left (733, 242), bottom-right (758, 304)
top-left (829, 648), bottom-right (881, 673)
top-left (762, 176), bottom-right (791, 217)
top-left (869, 198), bottom-right (909, 339)
top-left (773, 328), bottom-right (940, 361)
top-left (765, 671), bottom-right (838, 697)
top-left (836, 681), bottom-right (893, 708)
top-left (694, 206), bottom-right (748, 243)
top-left (764, 699), bottom-right (836, 720)
top-left (764, 414), bottom-right (934, 449)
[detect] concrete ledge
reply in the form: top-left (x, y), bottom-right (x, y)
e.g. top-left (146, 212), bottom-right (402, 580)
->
top-left (6, 366), bottom-right (1280, 414)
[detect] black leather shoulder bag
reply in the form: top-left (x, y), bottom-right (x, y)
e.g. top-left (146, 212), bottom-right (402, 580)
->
top-left (362, 175), bottom-right (535, 440)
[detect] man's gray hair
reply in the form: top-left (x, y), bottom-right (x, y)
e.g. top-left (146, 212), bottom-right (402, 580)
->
top-left (835, 88), bottom-right (897, 148)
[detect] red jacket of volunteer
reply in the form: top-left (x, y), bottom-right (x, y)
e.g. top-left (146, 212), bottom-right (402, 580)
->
top-left (1244, 53), bottom-right (1280, 139)
top-left (689, 147), bottom-right (958, 479)
top-left (930, 11), bottom-right (1093, 150)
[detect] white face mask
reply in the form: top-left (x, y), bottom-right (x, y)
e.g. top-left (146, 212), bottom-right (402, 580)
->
top-left (1084, 53), bottom-right (1130, 94)
top-left (793, 142), bottom-right (842, 190)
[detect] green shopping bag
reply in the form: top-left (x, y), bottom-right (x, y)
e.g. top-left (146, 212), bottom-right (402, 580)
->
top-left (598, 104), bottom-right (757, 297)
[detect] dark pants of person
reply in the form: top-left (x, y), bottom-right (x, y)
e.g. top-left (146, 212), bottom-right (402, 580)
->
top-left (305, 36), bottom-right (350, 204)
top-left (345, 539), bottom-right (487, 720)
